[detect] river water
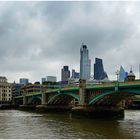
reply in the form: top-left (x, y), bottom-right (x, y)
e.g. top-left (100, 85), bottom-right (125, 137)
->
top-left (0, 109), bottom-right (139, 139)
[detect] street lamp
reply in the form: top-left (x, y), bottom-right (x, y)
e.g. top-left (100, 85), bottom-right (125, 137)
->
top-left (115, 70), bottom-right (119, 82)
top-left (115, 70), bottom-right (119, 91)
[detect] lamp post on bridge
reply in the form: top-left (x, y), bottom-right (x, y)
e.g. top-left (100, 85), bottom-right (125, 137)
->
top-left (115, 70), bottom-right (119, 91)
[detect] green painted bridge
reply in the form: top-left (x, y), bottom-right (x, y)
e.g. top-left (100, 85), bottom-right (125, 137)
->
top-left (14, 81), bottom-right (140, 110)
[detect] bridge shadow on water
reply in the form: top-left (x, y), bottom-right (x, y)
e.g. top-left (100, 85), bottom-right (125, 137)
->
top-left (41, 112), bottom-right (135, 139)
top-left (71, 109), bottom-right (125, 120)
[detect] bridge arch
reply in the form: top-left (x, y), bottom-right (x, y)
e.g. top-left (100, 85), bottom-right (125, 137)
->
top-left (88, 89), bottom-right (140, 105)
top-left (28, 96), bottom-right (42, 105)
top-left (47, 92), bottom-right (80, 105)
top-left (14, 97), bottom-right (23, 105)
top-left (88, 91), bottom-right (117, 105)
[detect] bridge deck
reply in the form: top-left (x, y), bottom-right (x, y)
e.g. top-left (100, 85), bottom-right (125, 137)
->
top-left (14, 81), bottom-right (140, 99)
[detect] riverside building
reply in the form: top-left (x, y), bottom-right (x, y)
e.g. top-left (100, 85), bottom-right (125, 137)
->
top-left (12, 82), bottom-right (23, 98)
top-left (21, 83), bottom-right (42, 95)
top-left (0, 76), bottom-right (12, 105)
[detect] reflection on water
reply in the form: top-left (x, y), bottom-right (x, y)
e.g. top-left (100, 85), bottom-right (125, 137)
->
top-left (0, 109), bottom-right (139, 139)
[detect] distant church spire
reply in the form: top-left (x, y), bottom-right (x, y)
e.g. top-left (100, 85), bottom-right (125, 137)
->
top-left (130, 65), bottom-right (133, 73)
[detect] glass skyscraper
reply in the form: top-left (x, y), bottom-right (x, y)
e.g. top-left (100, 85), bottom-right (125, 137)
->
top-left (118, 66), bottom-right (127, 82)
top-left (94, 58), bottom-right (108, 80)
top-left (19, 78), bottom-right (29, 85)
top-left (80, 44), bottom-right (91, 80)
top-left (71, 69), bottom-right (80, 79)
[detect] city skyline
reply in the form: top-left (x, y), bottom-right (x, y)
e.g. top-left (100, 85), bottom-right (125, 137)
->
top-left (0, 1), bottom-right (140, 83)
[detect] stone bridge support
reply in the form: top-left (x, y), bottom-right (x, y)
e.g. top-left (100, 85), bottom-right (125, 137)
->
top-left (23, 96), bottom-right (28, 105)
top-left (36, 93), bottom-right (47, 111)
top-left (79, 79), bottom-right (86, 106)
top-left (41, 93), bottom-right (47, 105)
top-left (116, 99), bottom-right (126, 109)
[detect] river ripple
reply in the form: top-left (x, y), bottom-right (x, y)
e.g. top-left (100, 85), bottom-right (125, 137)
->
top-left (0, 109), bottom-right (139, 139)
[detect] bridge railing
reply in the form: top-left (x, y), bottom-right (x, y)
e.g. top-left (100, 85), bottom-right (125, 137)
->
top-left (86, 80), bottom-right (140, 88)
top-left (14, 80), bottom-right (140, 99)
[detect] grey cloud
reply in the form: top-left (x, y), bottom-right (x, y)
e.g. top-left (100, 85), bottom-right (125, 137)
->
top-left (0, 1), bottom-right (139, 82)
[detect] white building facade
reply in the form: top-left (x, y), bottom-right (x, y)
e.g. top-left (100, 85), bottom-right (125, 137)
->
top-left (42, 76), bottom-right (57, 83)
top-left (47, 76), bottom-right (57, 82)
top-left (0, 77), bottom-right (12, 104)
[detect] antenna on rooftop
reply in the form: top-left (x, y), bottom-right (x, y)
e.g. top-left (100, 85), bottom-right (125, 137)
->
top-left (130, 65), bottom-right (132, 72)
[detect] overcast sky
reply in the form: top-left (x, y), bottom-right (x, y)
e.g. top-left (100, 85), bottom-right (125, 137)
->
top-left (0, 1), bottom-right (140, 83)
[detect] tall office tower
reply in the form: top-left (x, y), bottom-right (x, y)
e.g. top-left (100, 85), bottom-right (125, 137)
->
top-left (80, 44), bottom-right (91, 80)
top-left (118, 66), bottom-right (127, 82)
top-left (61, 66), bottom-right (70, 82)
top-left (94, 58), bottom-right (108, 80)
top-left (71, 69), bottom-right (80, 79)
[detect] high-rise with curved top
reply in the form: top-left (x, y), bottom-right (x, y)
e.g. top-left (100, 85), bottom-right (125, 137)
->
top-left (94, 58), bottom-right (108, 80)
top-left (80, 44), bottom-right (91, 80)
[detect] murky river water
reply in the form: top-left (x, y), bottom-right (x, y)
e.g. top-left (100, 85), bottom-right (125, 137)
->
top-left (0, 109), bottom-right (139, 139)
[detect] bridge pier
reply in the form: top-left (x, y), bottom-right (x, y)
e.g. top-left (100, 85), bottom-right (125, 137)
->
top-left (79, 79), bottom-right (86, 106)
top-left (19, 96), bottom-right (37, 110)
top-left (72, 79), bottom-right (125, 118)
top-left (72, 79), bottom-right (89, 115)
top-left (72, 79), bottom-right (88, 112)
top-left (23, 96), bottom-right (28, 105)
top-left (41, 93), bottom-right (47, 105)
top-left (72, 106), bottom-right (124, 118)
top-left (36, 93), bottom-right (48, 111)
